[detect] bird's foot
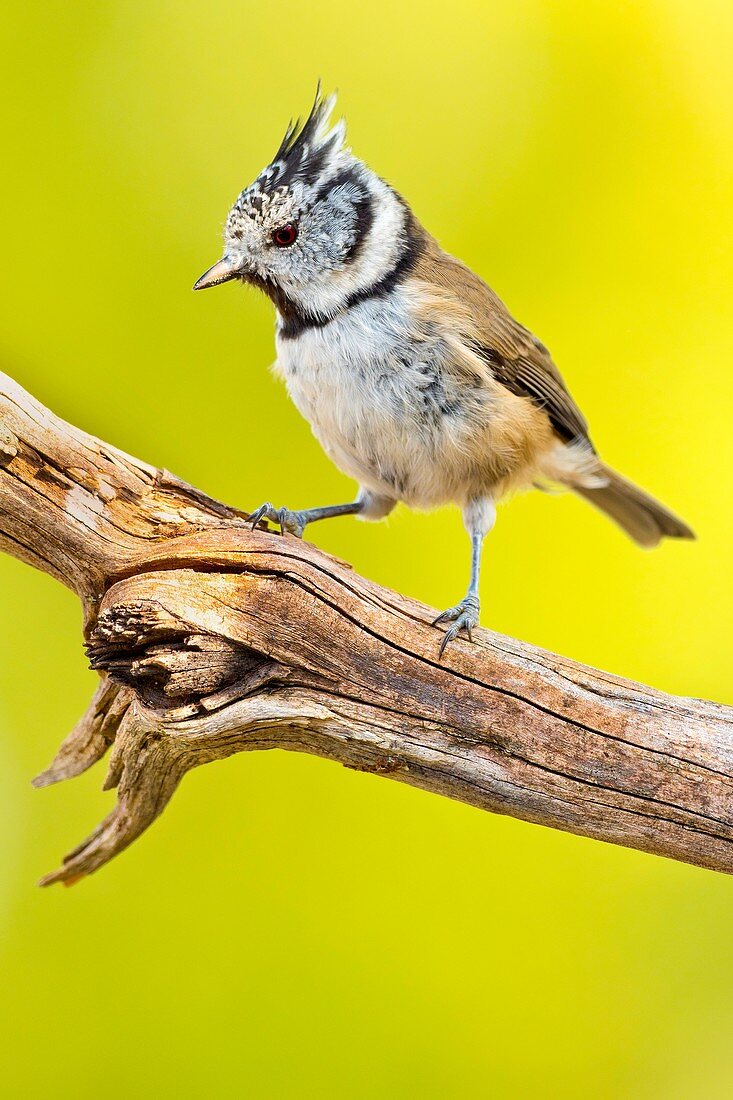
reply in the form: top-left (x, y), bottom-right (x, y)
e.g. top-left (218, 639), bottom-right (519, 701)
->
top-left (433, 595), bottom-right (480, 657)
top-left (248, 502), bottom-right (308, 538)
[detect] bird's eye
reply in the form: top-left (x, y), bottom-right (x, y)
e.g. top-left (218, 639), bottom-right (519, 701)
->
top-left (272, 223), bottom-right (298, 247)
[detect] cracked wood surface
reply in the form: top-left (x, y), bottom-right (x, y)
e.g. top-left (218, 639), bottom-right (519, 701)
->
top-left (1, 369), bottom-right (731, 884)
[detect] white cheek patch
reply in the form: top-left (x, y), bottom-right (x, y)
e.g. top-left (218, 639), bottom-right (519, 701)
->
top-left (280, 171), bottom-right (407, 317)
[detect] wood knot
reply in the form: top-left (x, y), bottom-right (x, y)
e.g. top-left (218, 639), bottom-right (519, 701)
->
top-left (0, 426), bottom-right (18, 464)
top-left (86, 598), bottom-right (285, 712)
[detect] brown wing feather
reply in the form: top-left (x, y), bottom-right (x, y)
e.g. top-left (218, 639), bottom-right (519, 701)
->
top-left (412, 238), bottom-right (593, 449)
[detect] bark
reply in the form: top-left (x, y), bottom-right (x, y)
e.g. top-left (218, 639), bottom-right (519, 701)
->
top-left (1, 370), bottom-right (731, 886)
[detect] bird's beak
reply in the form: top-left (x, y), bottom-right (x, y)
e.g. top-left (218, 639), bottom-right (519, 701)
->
top-left (192, 255), bottom-right (241, 291)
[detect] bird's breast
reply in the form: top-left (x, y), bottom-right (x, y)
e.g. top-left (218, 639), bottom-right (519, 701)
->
top-left (274, 294), bottom-right (486, 505)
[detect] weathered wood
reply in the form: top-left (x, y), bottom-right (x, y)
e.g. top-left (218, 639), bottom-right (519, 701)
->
top-left (0, 373), bottom-right (246, 614)
top-left (1, 370), bottom-right (730, 885)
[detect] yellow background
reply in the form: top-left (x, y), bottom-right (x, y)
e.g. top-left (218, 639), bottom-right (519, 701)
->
top-left (1, 2), bottom-right (732, 1096)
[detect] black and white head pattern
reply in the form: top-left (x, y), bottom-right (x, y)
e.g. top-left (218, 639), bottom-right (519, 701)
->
top-left (223, 91), bottom-right (417, 325)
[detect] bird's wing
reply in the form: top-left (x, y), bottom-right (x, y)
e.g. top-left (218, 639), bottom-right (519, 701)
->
top-left (413, 242), bottom-right (593, 449)
top-left (485, 344), bottom-right (591, 447)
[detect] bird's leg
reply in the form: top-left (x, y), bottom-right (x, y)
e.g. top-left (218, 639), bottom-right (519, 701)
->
top-left (433, 498), bottom-right (496, 657)
top-left (249, 499), bottom-right (364, 537)
top-left (249, 488), bottom-right (396, 537)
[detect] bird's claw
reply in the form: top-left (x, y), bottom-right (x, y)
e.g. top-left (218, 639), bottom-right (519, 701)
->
top-left (433, 596), bottom-right (480, 657)
top-left (248, 502), bottom-right (307, 538)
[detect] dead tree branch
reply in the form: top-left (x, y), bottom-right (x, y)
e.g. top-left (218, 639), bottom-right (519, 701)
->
top-left (1, 370), bottom-right (731, 885)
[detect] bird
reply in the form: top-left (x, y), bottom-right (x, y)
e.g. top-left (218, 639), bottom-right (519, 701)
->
top-left (194, 90), bottom-right (694, 655)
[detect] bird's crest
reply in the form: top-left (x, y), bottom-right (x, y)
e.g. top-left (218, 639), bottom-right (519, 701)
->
top-left (253, 87), bottom-right (348, 195)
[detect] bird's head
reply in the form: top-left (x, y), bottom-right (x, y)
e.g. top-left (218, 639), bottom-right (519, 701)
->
top-left (194, 90), bottom-right (415, 326)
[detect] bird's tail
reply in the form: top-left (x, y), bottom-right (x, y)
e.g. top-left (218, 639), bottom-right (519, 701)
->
top-left (573, 463), bottom-right (694, 548)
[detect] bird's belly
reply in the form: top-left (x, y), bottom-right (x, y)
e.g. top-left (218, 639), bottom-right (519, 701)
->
top-left (273, 299), bottom-right (552, 506)
top-left (275, 316), bottom-right (472, 506)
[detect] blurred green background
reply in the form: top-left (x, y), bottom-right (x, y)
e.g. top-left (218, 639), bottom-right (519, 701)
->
top-left (1, 1), bottom-right (732, 1097)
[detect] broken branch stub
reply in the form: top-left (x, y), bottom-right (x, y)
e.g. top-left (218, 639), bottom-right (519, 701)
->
top-left (1, 370), bottom-right (732, 885)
